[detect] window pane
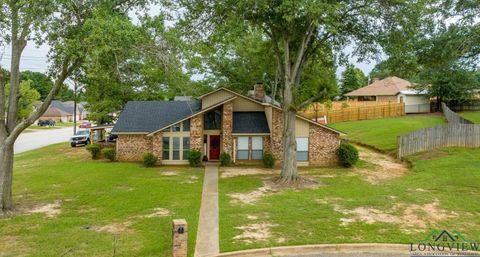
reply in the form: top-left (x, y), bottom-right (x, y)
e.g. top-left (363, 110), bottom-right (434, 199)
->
top-left (204, 109), bottom-right (222, 130)
top-left (183, 137), bottom-right (190, 160)
top-left (297, 151), bottom-right (308, 161)
top-left (252, 150), bottom-right (263, 160)
top-left (252, 137), bottom-right (263, 150)
top-left (296, 138), bottom-right (309, 151)
top-left (172, 123), bottom-right (181, 132)
top-left (237, 150), bottom-right (249, 160)
top-left (183, 119), bottom-right (190, 131)
top-left (173, 137), bottom-right (180, 160)
top-left (163, 137), bottom-right (170, 160)
top-left (238, 137), bottom-right (248, 150)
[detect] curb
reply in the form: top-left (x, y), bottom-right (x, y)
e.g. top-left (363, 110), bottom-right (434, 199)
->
top-left (205, 243), bottom-right (410, 257)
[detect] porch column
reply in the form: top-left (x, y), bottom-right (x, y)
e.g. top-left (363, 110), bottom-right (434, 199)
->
top-left (190, 114), bottom-right (204, 152)
top-left (221, 102), bottom-right (233, 157)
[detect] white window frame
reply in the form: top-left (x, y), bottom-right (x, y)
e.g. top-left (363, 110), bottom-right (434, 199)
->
top-left (237, 136), bottom-right (249, 160)
top-left (296, 137), bottom-right (309, 161)
top-left (251, 136), bottom-right (263, 160)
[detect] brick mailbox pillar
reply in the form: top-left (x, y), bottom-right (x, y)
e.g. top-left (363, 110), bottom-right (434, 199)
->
top-left (172, 219), bottom-right (188, 257)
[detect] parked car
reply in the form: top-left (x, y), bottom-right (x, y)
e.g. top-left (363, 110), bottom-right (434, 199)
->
top-left (38, 119), bottom-right (56, 127)
top-left (70, 130), bottom-right (90, 147)
top-left (107, 133), bottom-right (118, 143)
top-left (79, 122), bottom-right (92, 128)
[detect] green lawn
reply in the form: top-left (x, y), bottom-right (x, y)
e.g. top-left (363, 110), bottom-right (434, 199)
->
top-left (329, 114), bottom-right (445, 151)
top-left (219, 148), bottom-right (480, 252)
top-left (29, 121), bottom-right (75, 130)
top-left (459, 111), bottom-right (480, 123)
top-left (0, 144), bottom-right (204, 257)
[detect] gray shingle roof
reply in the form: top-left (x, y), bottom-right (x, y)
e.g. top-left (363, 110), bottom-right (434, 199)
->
top-left (112, 101), bottom-right (201, 133)
top-left (51, 100), bottom-right (76, 114)
top-left (232, 112), bottom-right (270, 134)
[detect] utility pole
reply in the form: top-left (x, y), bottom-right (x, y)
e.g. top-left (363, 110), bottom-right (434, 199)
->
top-left (73, 81), bottom-right (78, 135)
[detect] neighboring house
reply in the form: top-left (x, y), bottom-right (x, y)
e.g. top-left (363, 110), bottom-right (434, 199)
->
top-left (112, 83), bottom-right (343, 166)
top-left (38, 100), bottom-right (82, 122)
top-left (345, 76), bottom-right (430, 113)
top-left (63, 101), bottom-right (89, 120)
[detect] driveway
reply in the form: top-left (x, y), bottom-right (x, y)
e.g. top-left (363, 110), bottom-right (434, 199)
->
top-left (14, 127), bottom-right (74, 154)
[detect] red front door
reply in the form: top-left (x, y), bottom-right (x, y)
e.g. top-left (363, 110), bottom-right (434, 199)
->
top-left (209, 135), bottom-right (221, 160)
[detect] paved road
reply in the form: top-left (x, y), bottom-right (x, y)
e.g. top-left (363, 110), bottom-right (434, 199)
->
top-left (287, 253), bottom-right (409, 257)
top-left (14, 127), bottom-right (74, 154)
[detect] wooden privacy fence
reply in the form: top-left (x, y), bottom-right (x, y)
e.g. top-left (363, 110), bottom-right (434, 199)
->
top-left (397, 123), bottom-right (480, 158)
top-left (397, 103), bottom-right (478, 158)
top-left (301, 102), bottom-right (405, 123)
top-left (441, 102), bottom-right (474, 124)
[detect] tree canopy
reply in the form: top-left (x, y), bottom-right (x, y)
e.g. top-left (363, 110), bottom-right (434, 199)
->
top-left (340, 64), bottom-right (368, 96)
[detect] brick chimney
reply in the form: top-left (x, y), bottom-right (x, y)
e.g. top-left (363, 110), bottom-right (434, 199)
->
top-left (254, 82), bottom-right (265, 102)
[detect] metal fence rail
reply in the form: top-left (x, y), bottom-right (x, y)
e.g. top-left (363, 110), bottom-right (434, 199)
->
top-left (397, 103), bottom-right (478, 158)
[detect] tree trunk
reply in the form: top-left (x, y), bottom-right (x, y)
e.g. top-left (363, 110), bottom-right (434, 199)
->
top-left (0, 140), bottom-right (14, 212)
top-left (279, 79), bottom-right (298, 182)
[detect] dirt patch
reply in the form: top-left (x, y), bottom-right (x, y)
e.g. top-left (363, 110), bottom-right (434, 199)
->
top-left (355, 146), bottom-right (409, 184)
top-left (78, 206), bottom-right (97, 214)
top-left (228, 178), bottom-right (322, 204)
top-left (162, 171), bottom-right (178, 176)
top-left (138, 208), bottom-right (170, 218)
top-left (181, 175), bottom-right (198, 184)
top-left (419, 149), bottom-right (449, 160)
top-left (233, 222), bottom-right (277, 244)
top-left (332, 199), bottom-right (457, 233)
top-left (0, 236), bottom-right (28, 257)
top-left (117, 185), bottom-right (135, 192)
top-left (94, 222), bottom-right (134, 234)
top-left (221, 167), bottom-right (279, 178)
top-left (93, 207), bottom-right (171, 235)
top-left (27, 200), bottom-right (61, 218)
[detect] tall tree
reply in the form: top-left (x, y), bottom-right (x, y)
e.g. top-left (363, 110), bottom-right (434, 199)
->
top-left (0, 0), bottom-right (150, 213)
top-left (340, 64), bottom-right (367, 96)
top-left (176, 0), bottom-right (422, 183)
top-left (82, 13), bottom-right (198, 124)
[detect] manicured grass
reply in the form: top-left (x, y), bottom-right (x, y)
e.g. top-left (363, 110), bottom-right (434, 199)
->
top-left (329, 114), bottom-right (445, 151)
top-left (29, 121), bottom-right (74, 130)
top-left (1, 144), bottom-right (204, 257)
top-left (459, 111), bottom-right (480, 123)
top-left (219, 148), bottom-right (480, 252)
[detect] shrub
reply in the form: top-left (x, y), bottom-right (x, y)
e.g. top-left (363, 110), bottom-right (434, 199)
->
top-left (143, 153), bottom-right (157, 167)
top-left (188, 150), bottom-right (202, 167)
top-left (220, 152), bottom-right (231, 166)
top-left (341, 101), bottom-right (350, 109)
top-left (338, 142), bottom-right (359, 167)
top-left (86, 144), bottom-right (101, 159)
top-left (262, 153), bottom-right (275, 168)
top-left (102, 148), bottom-right (116, 162)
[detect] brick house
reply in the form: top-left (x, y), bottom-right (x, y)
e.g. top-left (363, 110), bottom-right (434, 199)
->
top-left (112, 83), bottom-right (343, 166)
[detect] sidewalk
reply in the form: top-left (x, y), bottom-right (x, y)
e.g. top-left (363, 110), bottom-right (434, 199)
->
top-left (195, 163), bottom-right (220, 257)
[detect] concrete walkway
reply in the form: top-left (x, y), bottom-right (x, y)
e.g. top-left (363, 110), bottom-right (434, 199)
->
top-left (195, 163), bottom-right (220, 257)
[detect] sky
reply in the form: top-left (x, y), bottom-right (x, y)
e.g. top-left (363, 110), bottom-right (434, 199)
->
top-left (0, 5), bottom-right (378, 86)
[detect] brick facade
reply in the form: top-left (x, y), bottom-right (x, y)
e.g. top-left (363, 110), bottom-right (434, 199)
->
top-left (117, 134), bottom-right (152, 161)
top-left (152, 133), bottom-right (163, 164)
top-left (222, 102), bottom-right (233, 157)
top-left (190, 114), bottom-right (203, 151)
top-left (308, 124), bottom-right (340, 166)
top-left (271, 108), bottom-right (284, 163)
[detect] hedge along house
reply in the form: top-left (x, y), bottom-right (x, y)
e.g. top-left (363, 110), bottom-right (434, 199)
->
top-left (111, 83), bottom-right (343, 166)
